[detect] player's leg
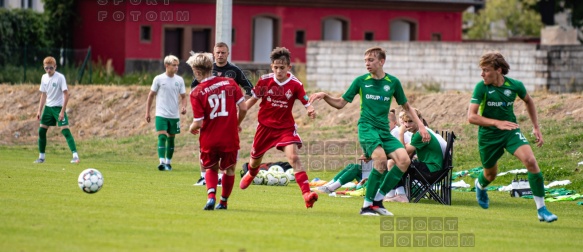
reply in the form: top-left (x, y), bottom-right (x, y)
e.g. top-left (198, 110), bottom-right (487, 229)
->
top-left (57, 110), bottom-right (79, 163)
top-left (240, 124), bottom-right (271, 189)
top-left (164, 118), bottom-right (180, 170)
top-left (155, 116), bottom-right (169, 170)
top-left (283, 144), bottom-right (318, 208)
top-left (382, 159), bottom-right (408, 203)
top-left (164, 133), bottom-right (175, 171)
top-left (317, 163), bottom-right (361, 193)
top-left (512, 138), bottom-right (557, 222)
top-left (200, 151), bottom-right (219, 210)
top-left (35, 107), bottom-right (56, 163)
top-left (36, 125), bottom-right (49, 163)
top-left (216, 151), bottom-right (238, 210)
top-left (194, 165), bottom-right (206, 186)
top-left (475, 135), bottom-right (505, 209)
top-left (359, 146), bottom-right (390, 215)
top-left (370, 148), bottom-right (409, 212)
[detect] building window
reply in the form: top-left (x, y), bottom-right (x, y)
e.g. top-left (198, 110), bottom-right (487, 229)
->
top-left (390, 19), bottom-right (417, 41)
top-left (295, 30), bottom-right (305, 46)
top-left (140, 26), bottom-right (151, 42)
top-left (322, 17), bottom-right (348, 41)
top-left (231, 28), bottom-right (236, 44)
top-left (253, 16), bottom-right (279, 63)
top-left (431, 33), bottom-right (442, 41)
top-left (364, 31), bottom-right (374, 41)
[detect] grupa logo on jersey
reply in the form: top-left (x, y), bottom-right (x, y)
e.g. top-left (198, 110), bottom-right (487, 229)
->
top-left (487, 101), bottom-right (514, 107)
top-left (365, 94), bottom-right (391, 102)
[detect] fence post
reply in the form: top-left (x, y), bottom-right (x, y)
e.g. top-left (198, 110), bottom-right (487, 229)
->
top-left (23, 44), bottom-right (27, 83)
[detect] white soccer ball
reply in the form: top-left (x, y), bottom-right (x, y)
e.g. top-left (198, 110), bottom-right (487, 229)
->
top-left (285, 168), bottom-right (295, 182)
top-left (78, 168), bottom-right (104, 194)
top-left (264, 171), bottom-right (279, 186)
top-left (278, 173), bottom-right (290, 186)
top-left (253, 172), bottom-right (265, 185)
top-left (258, 170), bottom-right (268, 185)
top-left (268, 165), bottom-right (285, 174)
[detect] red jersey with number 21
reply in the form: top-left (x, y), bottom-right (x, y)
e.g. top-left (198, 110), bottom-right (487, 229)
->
top-left (253, 72), bottom-right (310, 129)
top-left (190, 76), bottom-right (244, 152)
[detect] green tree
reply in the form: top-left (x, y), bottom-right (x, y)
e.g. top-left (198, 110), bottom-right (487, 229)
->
top-left (0, 8), bottom-right (51, 66)
top-left (464, 0), bottom-right (543, 40)
top-left (42, 0), bottom-right (76, 49)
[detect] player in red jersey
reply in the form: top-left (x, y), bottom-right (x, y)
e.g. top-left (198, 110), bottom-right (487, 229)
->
top-left (239, 47), bottom-right (319, 208)
top-left (187, 52), bottom-right (248, 210)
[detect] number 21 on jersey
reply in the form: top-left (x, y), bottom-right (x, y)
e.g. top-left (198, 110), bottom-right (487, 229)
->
top-left (208, 90), bottom-right (229, 119)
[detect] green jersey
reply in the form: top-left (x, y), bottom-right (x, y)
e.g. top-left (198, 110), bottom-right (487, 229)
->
top-left (410, 129), bottom-right (444, 172)
top-left (342, 73), bottom-right (407, 129)
top-left (470, 76), bottom-right (527, 137)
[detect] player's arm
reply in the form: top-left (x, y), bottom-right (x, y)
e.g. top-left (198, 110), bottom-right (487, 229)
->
top-left (402, 102), bottom-right (429, 142)
top-left (189, 119), bottom-right (202, 134)
top-left (245, 96), bottom-right (259, 110)
top-left (180, 93), bottom-right (187, 115)
top-left (237, 99), bottom-right (248, 132)
top-left (145, 91), bottom-right (156, 123)
top-left (467, 103), bottom-right (518, 130)
top-left (36, 92), bottom-right (47, 120)
top-left (522, 94), bottom-right (543, 147)
top-left (234, 68), bottom-right (254, 99)
top-left (309, 92), bottom-right (348, 109)
top-left (60, 89), bottom-right (69, 121)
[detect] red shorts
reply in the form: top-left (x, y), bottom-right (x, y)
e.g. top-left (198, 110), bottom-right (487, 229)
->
top-left (251, 124), bottom-right (302, 159)
top-left (199, 150), bottom-right (239, 170)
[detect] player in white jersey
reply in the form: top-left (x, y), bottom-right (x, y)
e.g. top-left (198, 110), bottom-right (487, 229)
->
top-left (34, 56), bottom-right (79, 164)
top-left (145, 55), bottom-right (187, 171)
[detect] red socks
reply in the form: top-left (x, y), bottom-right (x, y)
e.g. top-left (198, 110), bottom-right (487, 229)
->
top-left (205, 169), bottom-right (218, 199)
top-left (220, 174), bottom-right (235, 205)
top-left (294, 171), bottom-right (310, 194)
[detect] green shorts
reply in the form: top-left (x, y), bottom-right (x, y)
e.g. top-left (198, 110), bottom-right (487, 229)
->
top-left (155, 116), bottom-right (181, 134)
top-left (479, 129), bottom-right (529, 168)
top-left (358, 122), bottom-right (404, 159)
top-left (40, 106), bottom-right (69, 127)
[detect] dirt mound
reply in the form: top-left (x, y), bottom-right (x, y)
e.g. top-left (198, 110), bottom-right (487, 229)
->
top-left (2, 84), bottom-right (582, 148)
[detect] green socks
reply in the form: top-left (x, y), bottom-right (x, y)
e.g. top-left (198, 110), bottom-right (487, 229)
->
top-left (364, 169), bottom-right (384, 202)
top-left (378, 167), bottom-right (405, 196)
top-left (528, 172), bottom-right (545, 197)
top-left (338, 164), bottom-right (361, 185)
top-left (158, 134), bottom-right (167, 159)
top-left (477, 172), bottom-right (491, 189)
top-left (61, 128), bottom-right (77, 153)
top-left (38, 127), bottom-right (47, 153)
top-left (166, 136), bottom-right (175, 160)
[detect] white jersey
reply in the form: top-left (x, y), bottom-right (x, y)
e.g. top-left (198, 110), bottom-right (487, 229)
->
top-left (39, 71), bottom-right (68, 107)
top-left (150, 73), bottom-right (186, 118)
top-left (390, 126), bottom-right (412, 144)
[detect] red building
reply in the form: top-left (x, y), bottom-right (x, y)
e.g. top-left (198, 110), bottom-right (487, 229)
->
top-left (74, 0), bottom-right (482, 74)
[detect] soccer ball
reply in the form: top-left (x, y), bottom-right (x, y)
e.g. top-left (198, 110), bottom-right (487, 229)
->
top-left (253, 172), bottom-right (265, 185)
top-left (78, 168), bottom-right (104, 194)
top-left (268, 165), bottom-right (285, 174)
top-left (285, 168), bottom-right (295, 182)
top-left (277, 173), bottom-right (290, 186)
top-left (264, 171), bottom-right (279, 186)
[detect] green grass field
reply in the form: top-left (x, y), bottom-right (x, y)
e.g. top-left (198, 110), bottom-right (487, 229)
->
top-left (1, 117), bottom-right (583, 251)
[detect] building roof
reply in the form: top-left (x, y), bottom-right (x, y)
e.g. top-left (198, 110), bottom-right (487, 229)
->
top-left (177, 0), bottom-right (484, 11)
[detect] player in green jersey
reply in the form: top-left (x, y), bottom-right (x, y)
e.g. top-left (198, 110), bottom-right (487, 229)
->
top-left (34, 56), bottom-right (79, 164)
top-left (310, 46), bottom-right (429, 216)
top-left (468, 51), bottom-right (557, 222)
